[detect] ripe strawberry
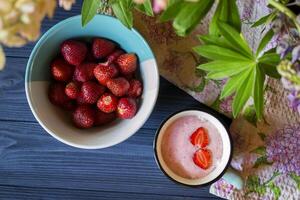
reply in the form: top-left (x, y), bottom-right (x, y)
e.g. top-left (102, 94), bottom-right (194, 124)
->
top-left (190, 127), bottom-right (209, 148)
top-left (72, 105), bottom-right (95, 128)
top-left (48, 82), bottom-right (70, 106)
top-left (94, 64), bottom-right (119, 86)
top-left (193, 149), bottom-right (212, 170)
top-left (74, 62), bottom-right (97, 82)
top-left (117, 98), bottom-right (137, 119)
top-left (107, 49), bottom-right (125, 65)
top-left (116, 53), bottom-right (137, 75)
top-left (51, 58), bottom-right (74, 82)
top-left (127, 79), bottom-right (143, 98)
top-left (65, 81), bottom-right (80, 99)
top-left (76, 92), bottom-right (86, 105)
top-left (92, 38), bottom-right (116, 59)
top-left (106, 77), bottom-right (130, 97)
top-left (97, 93), bottom-right (118, 113)
top-left (94, 110), bottom-right (116, 126)
top-left (61, 40), bottom-right (87, 66)
top-left (81, 81), bottom-right (105, 104)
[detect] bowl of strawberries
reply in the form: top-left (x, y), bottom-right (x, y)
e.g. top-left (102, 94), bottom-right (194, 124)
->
top-left (25, 15), bottom-right (159, 149)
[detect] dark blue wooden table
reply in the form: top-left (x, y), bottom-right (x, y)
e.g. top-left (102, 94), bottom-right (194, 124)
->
top-left (0, 2), bottom-right (223, 199)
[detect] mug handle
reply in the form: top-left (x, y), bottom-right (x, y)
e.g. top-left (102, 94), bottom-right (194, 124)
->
top-left (222, 168), bottom-right (244, 189)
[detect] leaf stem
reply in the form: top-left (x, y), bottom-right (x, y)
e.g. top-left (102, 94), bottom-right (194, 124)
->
top-left (268, 0), bottom-right (300, 32)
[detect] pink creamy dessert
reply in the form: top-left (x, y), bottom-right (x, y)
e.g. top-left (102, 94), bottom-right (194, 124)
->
top-left (161, 115), bottom-right (223, 179)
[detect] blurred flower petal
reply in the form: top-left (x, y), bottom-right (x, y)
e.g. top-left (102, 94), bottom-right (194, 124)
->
top-left (0, 45), bottom-right (5, 70)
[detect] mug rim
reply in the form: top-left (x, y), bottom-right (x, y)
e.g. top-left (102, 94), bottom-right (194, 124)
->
top-left (25, 15), bottom-right (159, 149)
top-left (153, 108), bottom-right (233, 187)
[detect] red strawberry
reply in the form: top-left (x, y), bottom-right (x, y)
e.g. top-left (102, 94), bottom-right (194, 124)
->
top-left (76, 92), bottom-right (86, 105)
top-left (107, 49), bottom-right (125, 65)
top-left (94, 110), bottom-right (116, 126)
top-left (81, 81), bottom-right (105, 104)
top-left (97, 93), bottom-right (118, 113)
top-left (116, 53), bottom-right (137, 75)
top-left (92, 38), bottom-right (116, 59)
top-left (65, 81), bottom-right (80, 99)
top-left (190, 127), bottom-right (209, 148)
top-left (72, 105), bottom-right (95, 128)
top-left (93, 64), bottom-right (119, 86)
top-left (117, 98), bottom-right (137, 119)
top-left (107, 77), bottom-right (130, 97)
top-left (193, 149), bottom-right (212, 170)
top-left (127, 79), bottom-right (143, 98)
top-left (74, 62), bottom-right (97, 82)
top-left (61, 40), bottom-right (87, 66)
top-left (48, 82), bottom-right (70, 106)
top-left (51, 58), bottom-right (74, 82)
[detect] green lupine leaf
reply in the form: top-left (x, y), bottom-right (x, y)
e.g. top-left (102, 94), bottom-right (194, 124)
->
top-left (253, 66), bottom-right (265, 119)
top-left (258, 52), bottom-right (280, 65)
top-left (209, 0), bottom-right (241, 35)
top-left (111, 0), bottom-right (133, 29)
top-left (173, 0), bottom-right (214, 36)
top-left (256, 29), bottom-right (274, 56)
top-left (220, 68), bottom-right (253, 99)
top-left (209, 0), bottom-right (227, 35)
top-left (251, 12), bottom-right (277, 27)
top-left (290, 173), bottom-right (300, 190)
top-left (232, 68), bottom-right (255, 117)
top-left (243, 104), bottom-right (257, 126)
top-left (135, 0), bottom-right (153, 16)
top-left (198, 61), bottom-right (252, 72)
top-left (253, 155), bottom-right (272, 168)
top-left (268, 183), bottom-right (281, 200)
top-left (206, 67), bottom-right (249, 80)
top-left (81, 0), bottom-right (99, 27)
top-left (251, 146), bottom-right (266, 155)
top-left (217, 22), bottom-right (253, 58)
top-left (228, 0), bottom-right (241, 32)
top-left (159, 0), bottom-right (182, 22)
top-left (194, 45), bottom-right (250, 61)
top-left (260, 63), bottom-right (281, 79)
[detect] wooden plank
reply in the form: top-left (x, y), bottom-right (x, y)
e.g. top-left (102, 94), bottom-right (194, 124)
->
top-left (0, 120), bottom-right (220, 198)
top-left (0, 185), bottom-right (221, 200)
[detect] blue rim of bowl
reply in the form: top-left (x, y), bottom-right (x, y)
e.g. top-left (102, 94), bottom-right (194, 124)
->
top-left (153, 108), bottom-right (233, 187)
top-left (25, 15), bottom-right (159, 149)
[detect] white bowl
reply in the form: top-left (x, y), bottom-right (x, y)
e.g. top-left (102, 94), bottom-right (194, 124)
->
top-left (25, 15), bottom-right (159, 149)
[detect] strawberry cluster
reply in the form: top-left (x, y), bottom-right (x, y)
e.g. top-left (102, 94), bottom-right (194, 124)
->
top-left (48, 38), bottom-right (143, 129)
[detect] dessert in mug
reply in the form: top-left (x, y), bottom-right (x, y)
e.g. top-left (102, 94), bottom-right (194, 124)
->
top-left (161, 115), bottom-right (223, 179)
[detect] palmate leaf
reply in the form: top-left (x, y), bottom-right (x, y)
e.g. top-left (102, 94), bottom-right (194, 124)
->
top-left (135, 0), bottom-right (153, 16)
top-left (232, 68), bottom-right (255, 117)
top-left (81, 0), bottom-right (99, 27)
top-left (111, 0), bottom-right (134, 29)
top-left (253, 65), bottom-right (265, 119)
top-left (159, 0), bottom-right (182, 22)
top-left (173, 0), bottom-right (214, 36)
top-left (209, 0), bottom-right (241, 35)
top-left (193, 45), bottom-right (250, 61)
top-left (220, 68), bottom-right (253, 99)
top-left (256, 29), bottom-right (274, 56)
top-left (217, 22), bottom-right (253, 58)
top-left (251, 12), bottom-right (277, 28)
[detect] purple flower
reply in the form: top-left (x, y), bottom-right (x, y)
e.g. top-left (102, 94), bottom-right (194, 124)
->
top-left (287, 91), bottom-right (300, 112)
top-left (213, 178), bottom-right (235, 198)
top-left (266, 125), bottom-right (300, 175)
